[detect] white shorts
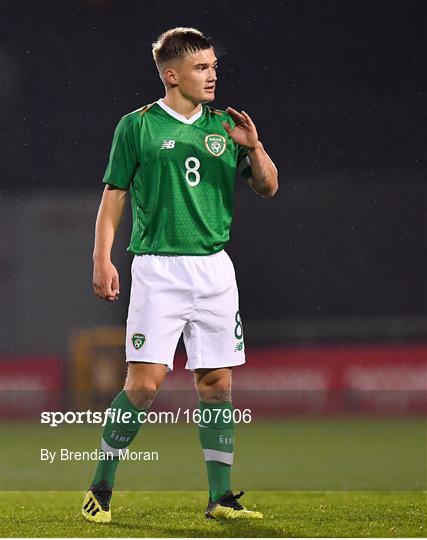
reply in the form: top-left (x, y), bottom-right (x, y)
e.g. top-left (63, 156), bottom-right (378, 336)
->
top-left (125, 250), bottom-right (245, 371)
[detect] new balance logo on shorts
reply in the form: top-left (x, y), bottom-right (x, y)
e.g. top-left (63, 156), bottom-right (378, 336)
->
top-left (234, 342), bottom-right (244, 352)
top-left (160, 139), bottom-right (175, 149)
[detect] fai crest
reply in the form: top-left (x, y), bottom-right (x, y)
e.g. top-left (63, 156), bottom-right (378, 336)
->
top-left (131, 333), bottom-right (146, 350)
top-left (205, 134), bottom-right (227, 157)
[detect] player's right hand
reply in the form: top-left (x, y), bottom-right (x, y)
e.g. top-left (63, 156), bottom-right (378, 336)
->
top-left (92, 260), bottom-right (120, 302)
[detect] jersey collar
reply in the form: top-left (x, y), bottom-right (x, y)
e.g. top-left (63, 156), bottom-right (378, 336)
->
top-left (156, 98), bottom-right (203, 125)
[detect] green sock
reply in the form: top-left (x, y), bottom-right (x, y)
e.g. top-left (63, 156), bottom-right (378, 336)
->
top-left (205, 461), bottom-right (231, 502)
top-left (198, 401), bottom-right (235, 502)
top-left (91, 390), bottom-right (146, 488)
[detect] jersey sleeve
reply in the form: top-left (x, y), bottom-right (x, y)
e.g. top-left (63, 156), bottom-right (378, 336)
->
top-left (237, 144), bottom-right (252, 180)
top-left (103, 116), bottom-right (138, 189)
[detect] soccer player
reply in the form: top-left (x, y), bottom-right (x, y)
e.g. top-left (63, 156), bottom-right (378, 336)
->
top-left (82, 27), bottom-right (278, 523)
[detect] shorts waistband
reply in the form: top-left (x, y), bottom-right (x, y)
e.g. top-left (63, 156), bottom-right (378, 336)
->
top-left (135, 249), bottom-right (226, 260)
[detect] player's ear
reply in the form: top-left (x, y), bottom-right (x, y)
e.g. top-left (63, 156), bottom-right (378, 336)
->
top-left (163, 67), bottom-right (178, 86)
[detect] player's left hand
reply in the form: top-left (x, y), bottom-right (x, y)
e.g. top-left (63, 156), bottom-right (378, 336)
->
top-left (223, 107), bottom-right (260, 150)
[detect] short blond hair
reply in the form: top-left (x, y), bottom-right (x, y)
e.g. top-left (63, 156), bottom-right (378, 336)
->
top-left (152, 27), bottom-right (212, 67)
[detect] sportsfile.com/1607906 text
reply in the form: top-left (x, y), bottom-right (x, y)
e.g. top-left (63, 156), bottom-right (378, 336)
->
top-left (40, 408), bottom-right (253, 427)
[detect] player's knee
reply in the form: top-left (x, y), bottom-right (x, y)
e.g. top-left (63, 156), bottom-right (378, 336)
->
top-left (124, 379), bottom-right (160, 407)
top-left (124, 379), bottom-right (160, 395)
top-left (197, 377), bottom-right (232, 403)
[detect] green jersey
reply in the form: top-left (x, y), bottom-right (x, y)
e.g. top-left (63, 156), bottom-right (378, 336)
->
top-left (103, 99), bottom-right (251, 256)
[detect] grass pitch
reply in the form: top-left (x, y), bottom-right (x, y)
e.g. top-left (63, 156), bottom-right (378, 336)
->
top-left (1, 490), bottom-right (425, 537)
top-left (2, 419), bottom-right (425, 490)
top-left (1, 419), bottom-right (426, 536)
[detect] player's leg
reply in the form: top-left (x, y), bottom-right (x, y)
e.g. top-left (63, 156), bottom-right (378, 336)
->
top-left (184, 250), bottom-right (262, 519)
top-left (91, 362), bottom-right (167, 487)
top-left (82, 362), bottom-right (167, 523)
top-left (83, 254), bottom-right (191, 523)
top-left (195, 367), bottom-right (234, 501)
top-left (195, 367), bottom-right (262, 519)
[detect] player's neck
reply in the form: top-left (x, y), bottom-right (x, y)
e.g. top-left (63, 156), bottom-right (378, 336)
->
top-left (162, 93), bottom-right (202, 120)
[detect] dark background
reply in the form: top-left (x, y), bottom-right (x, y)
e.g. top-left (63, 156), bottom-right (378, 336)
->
top-left (2, 0), bottom-right (426, 357)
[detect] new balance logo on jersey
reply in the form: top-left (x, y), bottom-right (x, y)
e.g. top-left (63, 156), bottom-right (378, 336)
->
top-left (160, 139), bottom-right (175, 149)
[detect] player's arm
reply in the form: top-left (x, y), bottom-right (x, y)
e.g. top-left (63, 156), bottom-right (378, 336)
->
top-left (92, 185), bottom-right (127, 302)
top-left (223, 107), bottom-right (278, 198)
top-left (94, 113), bottom-right (138, 301)
top-left (245, 142), bottom-right (278, 198)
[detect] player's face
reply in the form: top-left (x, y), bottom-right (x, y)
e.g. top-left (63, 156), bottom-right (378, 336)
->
top-left (175, 48), bottom-right (218, 103)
